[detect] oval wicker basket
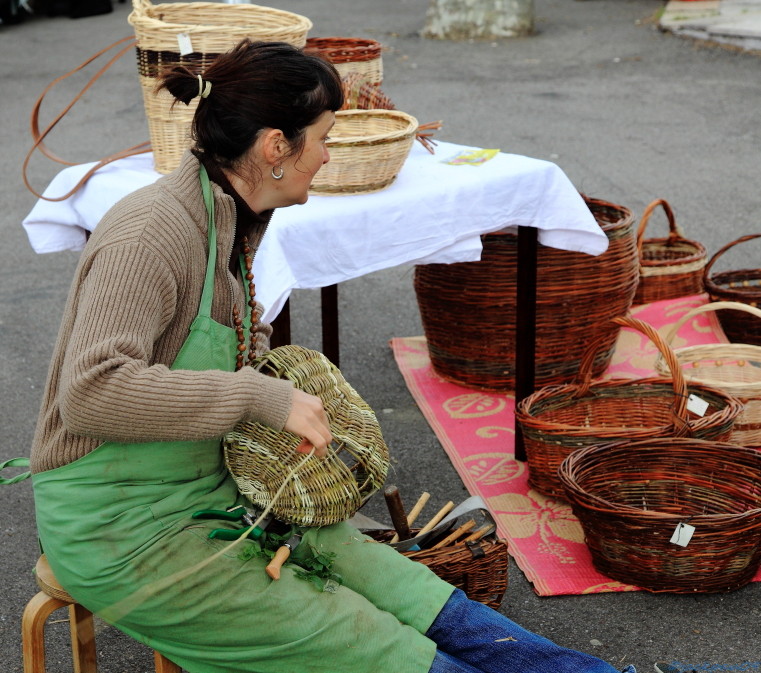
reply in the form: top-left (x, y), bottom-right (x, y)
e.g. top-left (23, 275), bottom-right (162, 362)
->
top-left (558, 437), bottom-right (761, 593)
top-left (223, 345), bottom-right (390, 527)
top-left (309, 109), bottom-right (418, 195)
top-left (515, 315), bottom-right (743, 499)
top-left (655, 300), bottom-right (761, 447)
top-left (633, 198), bottom-right (707, 305)
top-left (413, 195), bottom-right (639, 390)
top-left (305, 37), bottom-right (383, 85)
top-left (129, 0), bottom-right (312, 174)
top-left (703, 233), bottom-right (761, 346)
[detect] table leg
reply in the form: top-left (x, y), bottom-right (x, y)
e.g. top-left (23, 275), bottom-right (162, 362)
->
top-left (514, 226), bottom-right (538, 462)
top-left (321, 284), bottom-right (340, 367)
top-left (270, 298), bottom-right (292, 349)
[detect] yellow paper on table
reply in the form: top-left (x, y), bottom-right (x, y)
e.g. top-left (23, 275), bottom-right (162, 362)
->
top-left (442, 148), bottom-right (500, 166)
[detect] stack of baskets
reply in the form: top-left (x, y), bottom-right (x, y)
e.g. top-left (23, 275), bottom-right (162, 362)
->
top-left (656, 300), bottom-right (761, 447)
top-left (304, 37), bottom-right (384, 86)
top-left (632, 198), bottom-right (707, 305)
top-left (703, 233), bottom-right (761, 346)
top-left (514, 315), bottom-right (743, 499)
top-left (413, 195), bottom-right (639, 390)
top-left (128, 0), bottom-right (312, 174)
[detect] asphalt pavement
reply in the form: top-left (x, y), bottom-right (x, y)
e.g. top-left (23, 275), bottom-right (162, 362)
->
top-left (2, 0), bottom-right (761, 671)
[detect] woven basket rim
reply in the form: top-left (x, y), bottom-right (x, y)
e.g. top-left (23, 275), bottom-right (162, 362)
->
top-left (305, 36), bottom-right (383, 60)
top-left (327, 109), bottom-right (419, 147)
top-left (639, 236), bottom-right (707, 269)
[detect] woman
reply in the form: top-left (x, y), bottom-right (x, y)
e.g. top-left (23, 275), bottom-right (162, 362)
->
top-left (28, 39), bottom-right (636, 673)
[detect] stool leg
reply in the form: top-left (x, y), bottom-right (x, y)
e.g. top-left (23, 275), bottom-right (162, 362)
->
top-left (154, 650), bottom-right (182, 673)
top-left (22, 591), bottom-right (68, 673)
top-left (69, 603), bottom-right (97, 673)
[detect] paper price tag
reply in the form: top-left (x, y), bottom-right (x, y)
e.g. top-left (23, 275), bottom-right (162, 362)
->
top-left (670, 522), bottom-right (695, 547)
top-left (686, 394), bottom-right (709, 417)
top-left (177, 33), bottom-right (194, 56)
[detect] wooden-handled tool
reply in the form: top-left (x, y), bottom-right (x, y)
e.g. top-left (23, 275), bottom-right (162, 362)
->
top-left (431, 519), bottom-right (477, 549)
top-left (414, 500), bottom-right (455, 538)
top-left (266, 534), bottom-right (302, 580)
top-left (391, 491), bottom-right (430, 543)
top-left (384, 485), bottom-right (411, 541)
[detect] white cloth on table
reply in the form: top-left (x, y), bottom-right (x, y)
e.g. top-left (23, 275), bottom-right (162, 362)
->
top-left (22, 140), bottom-right (606, 322)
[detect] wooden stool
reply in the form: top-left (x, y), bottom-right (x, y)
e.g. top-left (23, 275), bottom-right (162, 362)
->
top-left (22, 555), bottom-right (181, 673)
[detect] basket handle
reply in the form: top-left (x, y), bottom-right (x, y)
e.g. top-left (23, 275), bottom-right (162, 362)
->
top-left (702, 233), bottom-right (761, 284)
top-left (574, 315), bottom-right (690, 428)
top-left (131, 0), bottom-right (152, 13)
top-left (22, 36), bottom-right (151, 203)
top-left (660, 300), bottom-right (761, 351)
top-left (635, 198), bottom-right (682, 252)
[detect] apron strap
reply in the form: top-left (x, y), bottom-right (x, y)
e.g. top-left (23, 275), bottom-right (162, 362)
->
top-left (0, 457), bottom-right (31, 484)
top-left (198, 165), bottom-right (218, 320)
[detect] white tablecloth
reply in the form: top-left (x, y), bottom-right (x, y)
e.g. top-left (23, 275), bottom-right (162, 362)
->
top-left (23, 140), bottom-right (606, 322)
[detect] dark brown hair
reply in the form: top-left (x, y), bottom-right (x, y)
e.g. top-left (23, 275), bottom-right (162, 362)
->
top-left (159, 39), bottom-right (343, 168)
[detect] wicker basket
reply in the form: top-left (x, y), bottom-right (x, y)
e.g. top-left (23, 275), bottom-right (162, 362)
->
top-left (703, 233), bottom-right (761, 346)
top-left (515, 315), bottom-right (743, 499)
top-left (655, 300), bottom-right (761, 447)
top-left (309, 109), bottom-right (418, 195)
top-left (223, 345), bottom-right (390, 527)
top-left (413, 195), bottom-right (639, 390)
top-left (558, 437), bottom-right (761, 593)
top-left (632, 198), bottom-right (707, 305)
top-left (128, 0), bottom-right (312, 174)
top-left (305, 37), bottom-right (383, 85)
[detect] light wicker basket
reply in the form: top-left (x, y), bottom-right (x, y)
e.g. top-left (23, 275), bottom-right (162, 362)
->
top-left (128, 0), bottom-right (312, 174)
top-left (223, 345), bottom-right (390, 527)
top-left (305, 37), bottom-right (383, 85)
top-left (633, 198), bottom-right (707, 305)
top-left (309, 109), bottom-right (418, 195)
top-left (656, 300), bottom-right (761, 447)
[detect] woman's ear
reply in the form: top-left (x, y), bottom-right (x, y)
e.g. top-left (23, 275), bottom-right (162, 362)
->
top-left (260, 128), bottom-right (288, 166)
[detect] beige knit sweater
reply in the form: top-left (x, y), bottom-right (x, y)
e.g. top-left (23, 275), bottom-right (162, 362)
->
top-left (31, 151), bottom-right (294, 473)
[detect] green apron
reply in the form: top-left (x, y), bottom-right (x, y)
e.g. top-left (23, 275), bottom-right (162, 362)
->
top-left (30, 166), bottom-right (453, 673)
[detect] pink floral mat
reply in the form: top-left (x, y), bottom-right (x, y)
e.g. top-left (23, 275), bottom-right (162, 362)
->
top-left (391, 294), bottom-right (761, 596)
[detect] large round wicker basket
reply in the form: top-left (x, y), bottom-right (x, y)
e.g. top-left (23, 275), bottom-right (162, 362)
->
top-left (559, 437), bottom-right (761, 593)
top-left (309, 109), bottom-right (418, 195)
top-left (223, 345), bottom-right (390, 527)
top-left (305, 37), bottom-right (383, 85)
top-left (129, 0), bottom-right (312, 174)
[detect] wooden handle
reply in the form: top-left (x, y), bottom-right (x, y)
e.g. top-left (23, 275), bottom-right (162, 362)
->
top-left (266, 545), bottom-right (292, 580)
top-left (384, 486), bottom-right (411, 541)
top-left (391, 491), bottom-right (431, 543)
top-left (415, 501), bottom-right (455, 538)
top-left (463, 523), bottom-right (494, 543)
top-left (431, 519), bottom-right (476, 549)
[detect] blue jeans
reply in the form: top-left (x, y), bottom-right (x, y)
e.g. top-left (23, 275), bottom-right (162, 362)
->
top-left (427, 589), bottom-right (636, 673)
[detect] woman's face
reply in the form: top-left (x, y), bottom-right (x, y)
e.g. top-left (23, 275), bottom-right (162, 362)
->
top-left (277, 110), bottom-right (335, 207)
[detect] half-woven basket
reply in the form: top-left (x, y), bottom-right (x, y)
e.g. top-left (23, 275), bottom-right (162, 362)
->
top-left (223, 345), bottom-right (390, 527)
top-left (559, 437), bottom-right (761, 593)
top-left (655, 300), bottom-right (761, 447)
top-left (305, 37), bottom-right (383, 85)
top-left (703, 233), bottom-right (761, 346)
top-left (129, 0), bottom-right (312, 174)
top-left (309, 109), bottom-right (418, 195)
top-left (514, 315), bottom-right (743, 499)
top-left (632, 198), bottom-right (707, 305)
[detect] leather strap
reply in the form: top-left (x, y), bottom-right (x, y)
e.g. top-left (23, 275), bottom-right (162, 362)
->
top-left (23, 36), bottom-right (152, 202)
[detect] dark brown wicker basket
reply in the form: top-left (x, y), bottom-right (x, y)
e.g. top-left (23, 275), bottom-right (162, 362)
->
top-left (558, 437), bottom-right (761, 593)
top-left (413, 195), bottom-right (639, 391)
top-left (514, 315), bottom-right (743, 499)
top-left (703, 233), bottom-right (761, 346)
top-left (304, 37), bottom-right (383, 85)
top-left (633, 198), bottom-right (707, 305)
top-left (368, 529), bottom-right (509, 609)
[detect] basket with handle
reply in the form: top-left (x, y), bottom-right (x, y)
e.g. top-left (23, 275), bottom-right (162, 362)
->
top-left (223, 345), bottom-right (390, 527)
top-left (304, 37), bottom-right (383, 85)
top-left (128, 0), bottom-right (312, 174)
top-left (413, 195), bottom-right (639, 390)
top-left (558, 437), bottom-right (761, 593)
top-left (703, 233), bottom-right (761, 346)
top-left (514, 315), bottom-right (743, 499)
top-left (632, 198), bottom-right (707, 305)
top-left (309, 109), bottom-right (419, 195)
top-left (655, 300), bottom-right (761, 447)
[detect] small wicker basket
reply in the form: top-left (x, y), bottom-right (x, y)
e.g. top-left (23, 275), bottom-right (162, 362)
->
top-left (558, 437), bottom-right (761, 593)
top-left (129, 0), bottom-right (312, 174)
top-left (309, 109), bottom-right (418, 195)
top-left (223, 345), bottom-right (390, 527)
top-left (656, 300), bottom-right (761, 447)
top-left (514, 315), bottom-right (743, 499)
top-left (633, 198), bottom-right (707, 305)
top-left (305, 37), bottom-right (383, 85)
top-left (703, 233), bottom-right (761, 346)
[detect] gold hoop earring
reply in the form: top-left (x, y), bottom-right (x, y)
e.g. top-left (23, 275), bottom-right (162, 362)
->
top-left (271, 166), bottom-right (284, 180)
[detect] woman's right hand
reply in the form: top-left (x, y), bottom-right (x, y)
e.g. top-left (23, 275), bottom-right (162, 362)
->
top-left (284, 389), bottom-right (332, 458)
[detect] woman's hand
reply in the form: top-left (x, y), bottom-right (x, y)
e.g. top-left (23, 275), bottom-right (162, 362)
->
top-left (284, 389), bottom-right (332, 458)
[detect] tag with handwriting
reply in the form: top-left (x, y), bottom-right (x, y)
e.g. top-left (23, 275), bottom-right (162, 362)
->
top-left (177, 33), bottom-right (193, 56)
top-left (670, 522), bottom-right (695, 547)
top-left (687, 394), bottom-right (708, 417)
